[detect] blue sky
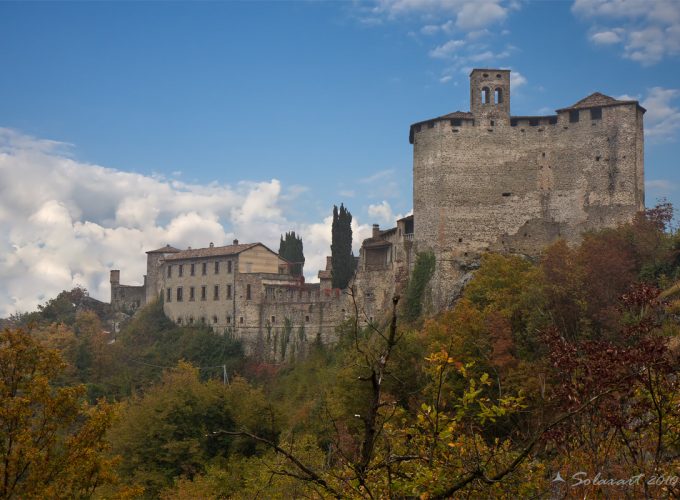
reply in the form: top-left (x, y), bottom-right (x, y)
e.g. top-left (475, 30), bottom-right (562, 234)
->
top-left (0, 0), bottom-right (679, 314)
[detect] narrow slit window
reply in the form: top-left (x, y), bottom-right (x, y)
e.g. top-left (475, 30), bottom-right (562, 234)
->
top-left (495, 88), bottom-right (502, 104)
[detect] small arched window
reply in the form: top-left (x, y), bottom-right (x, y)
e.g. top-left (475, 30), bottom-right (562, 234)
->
top-left (495, 88), bottom-right (503, 104)
top-left (481, 87), bottom-right (490, 104)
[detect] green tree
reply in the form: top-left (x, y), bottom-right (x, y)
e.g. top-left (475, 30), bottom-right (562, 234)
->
top-left (278, 231), bottom-right (305, 277)
top-left (331, 203), bottom-right (354, 289)
top-left (0, 326), bottom-right (121, 499)
top-left (403, 251), bottom-right (435, 323)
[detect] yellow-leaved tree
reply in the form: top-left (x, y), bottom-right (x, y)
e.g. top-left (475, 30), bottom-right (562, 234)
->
top-left (0, 326), bottom-right (124, 499)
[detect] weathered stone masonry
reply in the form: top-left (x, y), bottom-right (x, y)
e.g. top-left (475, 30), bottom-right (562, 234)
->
top-left (410, 69), bottom-right (644, 309)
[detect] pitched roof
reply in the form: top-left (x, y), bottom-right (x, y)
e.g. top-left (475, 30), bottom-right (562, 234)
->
top-left (556, 92), bottom-right (644, 112)
top-left (164, 243), bottom-right (260, 261)
top-left (146, 244), bottom-right (181, 254)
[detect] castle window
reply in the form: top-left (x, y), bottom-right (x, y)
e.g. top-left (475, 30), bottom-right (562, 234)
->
top-left (167, 266), bottom-right (172, 278)
top-left (177, 317), bottom-right (182, 325)
top-left (240, 317), bottom-right (244, 324)
top-left (510, 118), bottom-right (518, 127)
top-left (482, 87), bottom-right (491, 104)
top-left (227, 315), bottom-right (231, 324)
top-left (227, 260), bottom-right (232, 273)
top-left (226, 284), bottom-right (232, 299)
top-left (178, 264), bottom-right (183, 277)
top-left (201, 286), bottom-right (207, 300)
top-left (188, 317), bottom-right (193, 324)
top-left (496, 73), bottom-right (501, 78)
top-left (202, 262), bottom-right (207, 275)
top-left (214, 285), bottom-right (219, 300)
top-left (212, 315), bottom-right (218, 324)
top-left (451, 118), bottom-right (462, 127)
top-left (529, 119), bottom-right (539, 126)
top-left (502, 192), bottom-right (512, 197)
top-left (190, 263), bottom-right (195, 276)
top-left (590, 107), bottom-right (602, 120)
top-left (189, 287), bottom-right (195, 301)
top-left (596, 156), bottom-right (601, 161)
top-left (490, 120), bottom-right (495, 126)
top-left (177, 287), bottom-right (183, 302)
top-left (166, 288), bottom-right (172, 302)
top-left (305, 315), bottom-right (310, 322)
top-left (271, 316), bottom-right (275, 323)
top-left (569, 110), bottom-right (579, 123)
top-left (495, 88), bottom-right (503, 104)
top-left (483, 73), bottom-right (489, 77)
top-left (214, 261), bottom-right (219, 274)
top-left (246, 284), bottom-right (251, 300)
top-left (458, 238), bottom-right (463, 243)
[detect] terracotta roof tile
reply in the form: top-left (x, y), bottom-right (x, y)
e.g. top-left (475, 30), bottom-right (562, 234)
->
top-left (164, 243), bottom-right (259, 261)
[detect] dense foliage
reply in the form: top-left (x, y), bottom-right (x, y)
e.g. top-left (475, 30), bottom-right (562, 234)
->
top-left (404, 250), bottom-right (435, 323)
top-left (331, 203), bottom-right (355, 289)
top-left (3, 203), bottom-right (680, 498)
top-left (279, 231), bottom-right (305, 277)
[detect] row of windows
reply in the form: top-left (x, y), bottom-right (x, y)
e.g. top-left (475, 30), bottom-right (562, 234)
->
top-left (166, 283), bottom-right (252, 302)
top-left (177, 315), bottom-right (240, 325)
top-left (481, 87), bottom-right (503, 105)
top-left (167, 260), bottom-right (233, 278)
top-left (175, 314), bottom-right (314, 327)
top-left (570, 107), bottom-right (602, 123)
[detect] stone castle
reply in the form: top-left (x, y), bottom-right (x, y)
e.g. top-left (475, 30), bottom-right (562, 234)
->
top-left (111, 68), bottom-right (645, 355)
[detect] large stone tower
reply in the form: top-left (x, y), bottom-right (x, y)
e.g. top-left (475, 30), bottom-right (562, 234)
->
top-left (410, 68), bottom-right (645, 310)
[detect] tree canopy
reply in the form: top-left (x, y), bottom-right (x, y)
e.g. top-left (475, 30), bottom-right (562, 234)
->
top-left (279, 231), bottom-right (305, 277)
top-left (331, 203), bottom-right (354, 289)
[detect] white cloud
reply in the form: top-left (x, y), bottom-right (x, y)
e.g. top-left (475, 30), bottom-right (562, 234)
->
top-left (370, 0), bottom-right (510, 31)
top-left (510, 70), bottom-right (527, 89)
top-left (0, 128), bottom-right (373, 316)
top-left (573, 0), bottom-right (680, 64)
top-left (367, 201), bottom-right (395, 224)
top-left (639, 87), bottom-right (680, 142)
top-left (429, 39), bottom-right (466, 58)
top-left (646, 179), bottom-right (676, 192)
top-left (455, 1), bottom-right (507, 30)
top-left (439, 75), bottom-right (453, 83)
top-left (590, 29), bottom-right (622, 44)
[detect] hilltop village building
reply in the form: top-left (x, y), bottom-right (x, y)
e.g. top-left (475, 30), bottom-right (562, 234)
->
top-left (111, 68), bottom-right (645, 352)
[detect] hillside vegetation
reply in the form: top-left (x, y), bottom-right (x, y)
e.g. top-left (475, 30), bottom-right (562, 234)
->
top-left (1, 203), bottom-right (679, 498)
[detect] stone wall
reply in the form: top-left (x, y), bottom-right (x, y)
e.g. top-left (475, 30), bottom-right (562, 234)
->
top-left (412, 92), bottom-right (644, 309)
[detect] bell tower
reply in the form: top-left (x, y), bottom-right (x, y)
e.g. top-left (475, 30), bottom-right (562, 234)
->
top-left (469, 69), bottom-right (510, 125)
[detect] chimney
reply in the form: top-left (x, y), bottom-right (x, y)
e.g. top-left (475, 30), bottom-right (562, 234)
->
top-left (233, 239), bottom-right (239, 245)
top-left (209, 242), bottom-right (214, 248)
top-left (110, 270), bottom-right (120, 285)
top-left (372, 224), bottom-right (380, 239)
top-left (326, 256), bottom-right (332, 270)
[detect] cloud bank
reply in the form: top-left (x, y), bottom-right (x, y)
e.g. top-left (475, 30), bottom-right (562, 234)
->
top-left (573, 0), bottom-right (680, 65)
top-left (0, 128), bottom-right (371, 317)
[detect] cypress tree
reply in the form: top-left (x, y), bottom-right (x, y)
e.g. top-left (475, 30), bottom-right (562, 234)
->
top-left (278, 231), bottom-right (305, 277)
top-left (331, 203), bottom-right (354, 289)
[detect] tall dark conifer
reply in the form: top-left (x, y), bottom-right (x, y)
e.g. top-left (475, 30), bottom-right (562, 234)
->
top-left (278, 231), bottom-right (305, 277)
top-left (331, 203), bottom-right (354, 289)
